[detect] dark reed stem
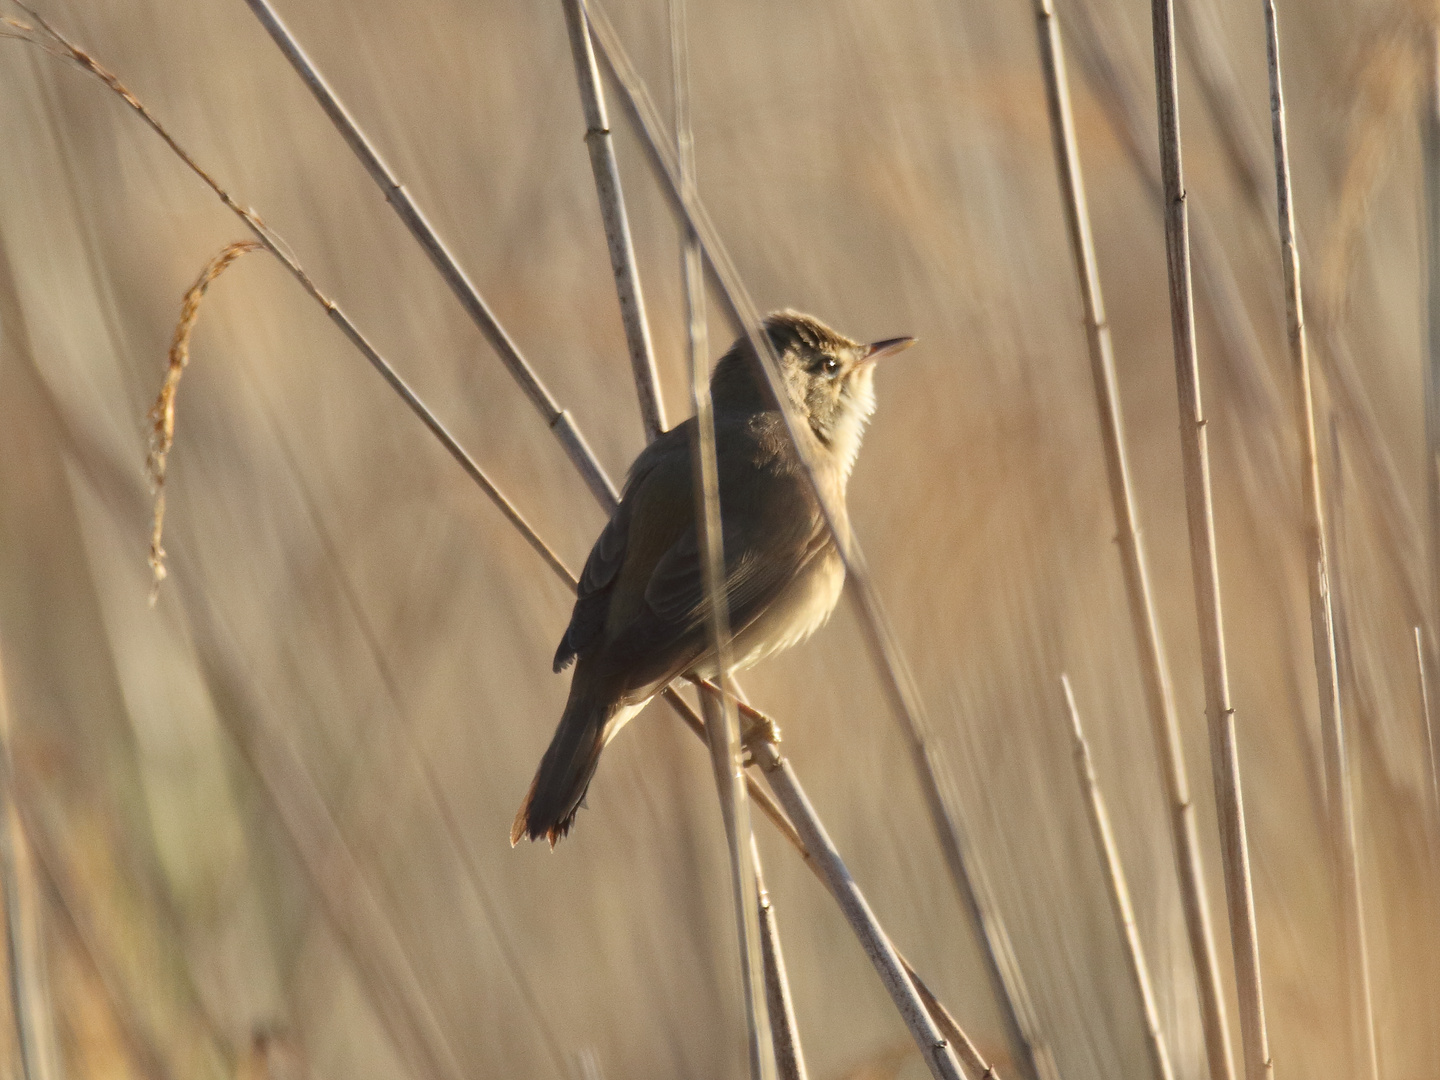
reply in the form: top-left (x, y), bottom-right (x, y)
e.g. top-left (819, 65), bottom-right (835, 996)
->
top-left (1028, 5), bottom-right (1234, 1077)
top-left (1146, 0), bottom-right (1274, 1076)
top-left (1260, 4), bottom-right (1378, 1075)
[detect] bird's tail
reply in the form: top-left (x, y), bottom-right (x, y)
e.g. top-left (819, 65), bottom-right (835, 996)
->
top-left (510, 675), bottom-right (621, 848)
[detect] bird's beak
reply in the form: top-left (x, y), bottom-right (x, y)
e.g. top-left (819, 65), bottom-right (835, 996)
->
top-left (862, 336), bottom-right (917, 364)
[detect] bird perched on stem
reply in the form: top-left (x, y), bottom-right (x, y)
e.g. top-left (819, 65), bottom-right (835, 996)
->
top-left (512, 310), bottom-right (914, 846)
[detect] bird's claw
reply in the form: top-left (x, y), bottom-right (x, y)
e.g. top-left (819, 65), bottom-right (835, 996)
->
top-left (740, 712), bottom-right (782, 766)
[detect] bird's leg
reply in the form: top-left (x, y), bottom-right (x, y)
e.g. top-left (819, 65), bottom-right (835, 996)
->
top-left (734, 697), bottom-right (783, 760)
top-left (687, 676), bottom-right (783, 763)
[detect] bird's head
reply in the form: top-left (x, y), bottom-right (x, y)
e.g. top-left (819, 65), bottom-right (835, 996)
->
top-left (710, 310), bottom-right (915, 480)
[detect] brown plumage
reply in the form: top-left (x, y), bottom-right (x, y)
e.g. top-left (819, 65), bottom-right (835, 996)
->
top-left (511, 311), bottom-right (914, 847)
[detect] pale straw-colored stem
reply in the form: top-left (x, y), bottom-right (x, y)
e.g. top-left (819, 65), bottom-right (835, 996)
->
top-left (1177, 0), bottom-right (1428, 637)
top-left (1260, 5), bottom-right (1377, 1076)
top-left (558, 0), bottom-right (666, 442)
top-left (0, 647), bottom-right (60, 1080)
top-left (747, 738), bottom-right (966, 1080)
top-left (1059, 677), bottom-right (1175, 1080)
top-left (752, 835), bottom-right (807, 1080)
top-left (1145, 1), bottom-right (1274, 1077)
top-left (1028, 6), bottom-right (1233, 1077)
top-left (688, 301), bottom-right (775, 1077)
top-left (581, 11), bottom-right (1031, 1077)
top-left (240, 0), bottom-right (622, 510)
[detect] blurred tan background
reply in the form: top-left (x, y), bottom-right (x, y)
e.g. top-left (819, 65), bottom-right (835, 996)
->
top-left (0, 0), bottom-right (1435, 1077)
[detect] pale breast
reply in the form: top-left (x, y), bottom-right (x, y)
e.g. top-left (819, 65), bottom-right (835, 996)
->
top-left (727, 546), bottom-right (846, 672)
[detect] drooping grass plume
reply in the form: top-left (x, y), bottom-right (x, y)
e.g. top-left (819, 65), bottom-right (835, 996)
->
top-left (145, 240), bottom-right (262, 602)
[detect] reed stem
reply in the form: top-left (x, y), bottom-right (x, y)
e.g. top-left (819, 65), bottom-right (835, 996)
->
top-left (1028, 6), bottom-right (1233, 1077)
top-left (559, 0), bottom-right (666, 443)
top-left (1059, 677), bottom-right (1175, 1080)
top-left (1145, 1), bottom-right (1274, 1076)
top-left (1259, 5), bottom-right (1377, 1075)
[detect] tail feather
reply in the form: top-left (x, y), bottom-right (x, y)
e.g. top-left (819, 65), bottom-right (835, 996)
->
top-left (511, 683), bottom-right (613, 848)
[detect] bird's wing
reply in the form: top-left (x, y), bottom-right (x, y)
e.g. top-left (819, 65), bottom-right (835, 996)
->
top-left (552, 425), bottom-right (689, 672)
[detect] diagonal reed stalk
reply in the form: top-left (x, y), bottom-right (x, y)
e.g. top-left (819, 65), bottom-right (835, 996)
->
top-left (0, 4), bottom-right (573, 592)
top-left (559, 0), bottom-right (666, 443)
top-left (1145, 1), bottom-right (1275, 1078)
top-left (1258, 4), bottom-right (1378, 1076)
top-left (238, 0), bottom-right (621, 509)
top-left (1059, 677), bottom-right (1175, 1080)
top-left (1028, 5), bottom-right (1234, 1078)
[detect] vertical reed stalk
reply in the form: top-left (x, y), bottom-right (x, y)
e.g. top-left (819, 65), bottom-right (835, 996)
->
top-left (752, 836), bottom-right (807, 1080)
top-left (1146, 1), bottom-right (1274, 1077)
top-left (1029, 5), bottom-right (1234, 1077)
top-left (559, 0), bottom-right (667, 442)
top-left (690, 316), bottom-right (776, 1080)
top-left (1259, 6), bottom-right (1378, 1075)
top-left (669, 2), bottom-right (803, 1074)
top-left (0, 645), bottom-right (59, 1080)
top-left (1059, 677), bottom-right (1175, 1080)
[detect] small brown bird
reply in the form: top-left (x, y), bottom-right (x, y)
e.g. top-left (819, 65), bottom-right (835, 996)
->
top-left (511, 310), bottom-right (914, 846)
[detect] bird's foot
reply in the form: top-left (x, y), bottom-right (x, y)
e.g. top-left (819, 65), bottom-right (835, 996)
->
top-left (738, 704), bottom-right (781, 766)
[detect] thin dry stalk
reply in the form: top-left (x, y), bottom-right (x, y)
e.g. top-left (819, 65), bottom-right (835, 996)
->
top-left (559, 0), bottom-right (666, 442)
top-left (581, 12), bottom-right (1031, 1078)
top-left (689, 353), bottom-right (777, 1080)
top-left (1028, 6), bottom-right (1233, 1078)
top-left (667, 1), bottom-right (800, 1074)
top-left (0, 5), bottom-right (575, 591)
top-left (752, 836), bottom-right (806, 1080)
top-left (239, 0), bottom-right (621, 509)
top-left (0, 648), bottom-right (60, 1080)
top-left (145, 240), bottom-right (261, 600)
top-left (1172, 0), bottom-right (1431, 637)
top-left (1260, 5), bottom-right (1378, 1076)
top-left (1059, 677), bottom-right (1175, 1080)
top-left (747, 737), bottom-right (966, 1080)
top-left (1146, 1), bottom-right (1274, 1078)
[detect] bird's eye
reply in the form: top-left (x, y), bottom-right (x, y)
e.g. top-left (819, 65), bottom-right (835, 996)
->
top-left (821, 356), bottom-right (841, 378)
